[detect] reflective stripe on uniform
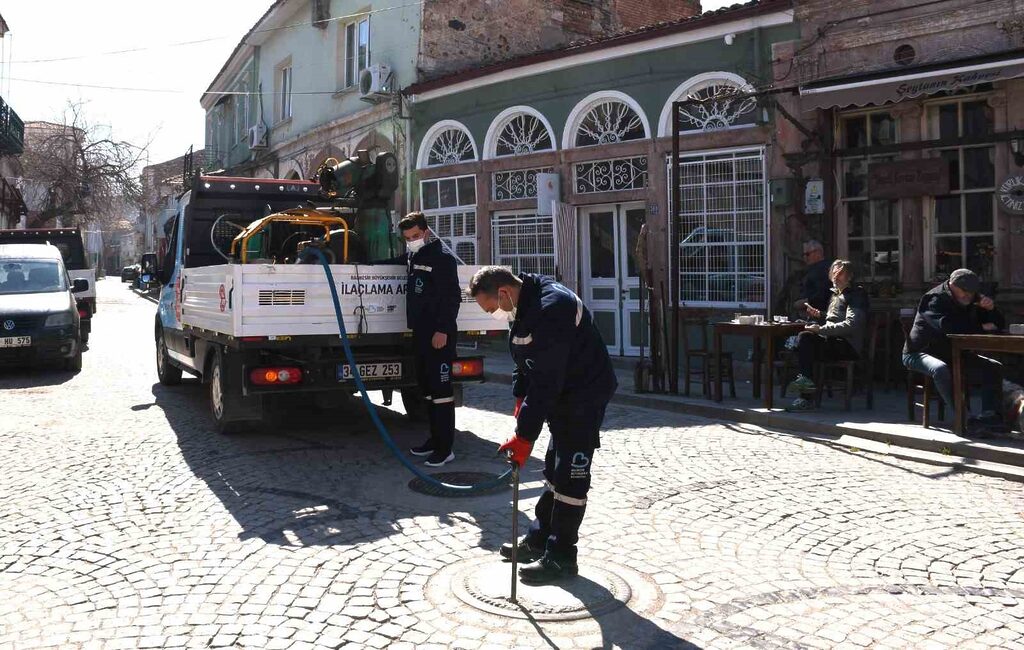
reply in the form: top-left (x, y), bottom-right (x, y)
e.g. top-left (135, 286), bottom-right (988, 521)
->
top-left (574, 296), bottom-right (583, 327)
top-left (432, 396), bottom-right (455, 404)
top-left (423, 395), bottom-right (433, 402)
top-left (545, 481), bottom-right (587, 506)
top-left (413, 265), bottom-right (433, 272)
top-left (511, 334), bottom-right (533, 345)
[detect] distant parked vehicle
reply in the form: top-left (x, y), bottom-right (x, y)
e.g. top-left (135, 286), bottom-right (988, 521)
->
top-left (0, 243), bottom-right (87, 371)
top-left (121, 264), bottom-right (140, 282)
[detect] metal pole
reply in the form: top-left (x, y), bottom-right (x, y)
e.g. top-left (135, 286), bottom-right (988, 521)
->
top-left (670, 101), bottom-right (681, 395)
top-left (510, 461), bottom-right (520, 604)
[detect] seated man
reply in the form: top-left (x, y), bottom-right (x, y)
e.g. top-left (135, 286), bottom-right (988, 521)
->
top-left (793, 240), bottom-right (831, 323)
top-left (786, 259), bottom-right (868, 411)
top-left (902, 268), bottom-right (1005, 436)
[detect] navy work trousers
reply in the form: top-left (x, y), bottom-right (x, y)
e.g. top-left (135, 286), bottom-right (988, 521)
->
top-left (526, 400), bottom-right (608, 561)
top-left (414, 328), bottom-right (457, 455)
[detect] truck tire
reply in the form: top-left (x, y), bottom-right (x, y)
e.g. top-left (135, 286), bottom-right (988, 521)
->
top-left (400, 387), bottom-right (428, 422)
top-left (208, 347), bottom-right (243, 434)
top-left (156, 328), bottom-right (182, 386)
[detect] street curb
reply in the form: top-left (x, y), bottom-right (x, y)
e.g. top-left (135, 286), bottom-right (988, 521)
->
top-left (130, 287), bottom-right (160, 305)
top-left (484, 370), bottom-right (1024, 483)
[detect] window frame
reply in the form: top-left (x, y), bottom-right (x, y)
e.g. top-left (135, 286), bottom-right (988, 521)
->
top-left (923, 94), bottom-right (998, 281)
top-left (836, 108), bottom-right (903, 283)
top-left (344, 16), bottom-right (371, 89)
top-left (491, 210), bottom-right (557, 277)
top-left (278, 65), bottom-right (293, 123)
top-left (419, 174), bottom-right (478, 264)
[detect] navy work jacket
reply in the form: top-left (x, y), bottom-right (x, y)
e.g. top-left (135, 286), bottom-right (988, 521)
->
top-left (382, 239), bottom-right (461, 333)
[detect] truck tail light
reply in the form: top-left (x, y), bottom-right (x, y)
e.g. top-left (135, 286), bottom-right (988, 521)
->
top-left (78, 308), bottom-right (88, 318)
top-left (452, 358), bottom-right (484, 379)
top-left (250, 366), bottom-right (303, 385)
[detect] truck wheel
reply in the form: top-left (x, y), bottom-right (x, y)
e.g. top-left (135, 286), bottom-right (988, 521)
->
top-left (156, 329), bottom-right (182, 386)
top-left (209, 348), bottom-right (243, 434)
top-left (401, 387), bottom-right (428, 422)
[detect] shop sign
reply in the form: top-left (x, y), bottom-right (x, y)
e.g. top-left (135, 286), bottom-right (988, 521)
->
top-left (867, 159), bottom-right (949, 199)
top-left (998, 174), bottom-right (1024, 215)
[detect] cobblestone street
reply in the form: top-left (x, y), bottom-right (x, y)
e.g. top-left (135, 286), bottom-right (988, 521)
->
top-left (2, 279), bottom-right (1024, 649)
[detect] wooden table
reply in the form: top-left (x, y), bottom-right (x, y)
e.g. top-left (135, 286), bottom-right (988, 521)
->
top-left (713, 321), bottom-right (807, 409)
top-left (949, 334), bottom-right (1024, 435)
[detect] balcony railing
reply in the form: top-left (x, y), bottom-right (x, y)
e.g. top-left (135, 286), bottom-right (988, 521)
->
top-left (0, 96), bottom-right (24, 155)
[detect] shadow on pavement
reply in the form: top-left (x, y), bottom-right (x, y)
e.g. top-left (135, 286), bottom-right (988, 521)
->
top-left (150, 379), bottom-right (537, 551)
top-left (0, 365), bottom-right (78, 388)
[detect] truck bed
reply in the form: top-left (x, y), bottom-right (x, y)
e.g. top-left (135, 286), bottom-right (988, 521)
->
top-left (181, 263), bottom-right (496, 338)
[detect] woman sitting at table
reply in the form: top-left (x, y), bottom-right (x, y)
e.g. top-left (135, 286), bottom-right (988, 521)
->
top-left (785, 259), bottom-right (868, 412)
top-left (902, 268), bottom-right (1005, 436)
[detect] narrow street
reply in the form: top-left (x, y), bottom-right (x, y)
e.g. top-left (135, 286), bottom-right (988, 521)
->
top-left (0, 278), bottom-right (1021, 649)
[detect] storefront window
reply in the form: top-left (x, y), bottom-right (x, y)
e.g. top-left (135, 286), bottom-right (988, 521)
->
top-left (839, 111), bottom-right (900, 282)
top-left (927, 98), bottom-right (996, 280)
top-left (420, 175), bottom-right (477, 263)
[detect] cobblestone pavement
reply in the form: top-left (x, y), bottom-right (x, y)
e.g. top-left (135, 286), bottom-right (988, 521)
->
top-left (2, 278), bottom-right (1024, 649)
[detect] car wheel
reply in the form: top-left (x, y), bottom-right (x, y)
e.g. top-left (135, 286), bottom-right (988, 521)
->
top-left (156, 329), bottom-right (182, 386)
top-left (65, 347), bottom-right (83, 373)
top-left (209, 348), bottom-right (243, 434)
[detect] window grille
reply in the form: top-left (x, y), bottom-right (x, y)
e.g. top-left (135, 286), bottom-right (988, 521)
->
top-left (491, 212), bottom-right (556, 276)
top-left (575, 157), bottom-right (647, 194)
top-left (492, 167), bottom-right (553, 201)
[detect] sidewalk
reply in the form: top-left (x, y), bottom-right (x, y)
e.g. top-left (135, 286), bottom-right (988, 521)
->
top-left (478, 347), bottom-right (1024, 482)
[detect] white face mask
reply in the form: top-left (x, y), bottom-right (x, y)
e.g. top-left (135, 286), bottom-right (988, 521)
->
top-left (406, 237), bottom-right (426, 254)
top-left (490, 291), bottom-right (516, 322)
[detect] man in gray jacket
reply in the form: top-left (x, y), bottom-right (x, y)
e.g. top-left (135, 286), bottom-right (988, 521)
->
top-left (786, 259), bottom-right (869, 411)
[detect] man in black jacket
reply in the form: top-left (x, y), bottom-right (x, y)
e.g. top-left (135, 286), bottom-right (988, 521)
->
top-left (469, 267), bottom-right (617, 584)
top-left (902, 268), bottom-right (1005, 434)
top-left (793, 240), bottom-right (831, 323)
top-left (380, 212), bottom-right (462, 466)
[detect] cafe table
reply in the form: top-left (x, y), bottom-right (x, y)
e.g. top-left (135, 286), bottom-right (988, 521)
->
top-left (713, 321), bottom-right (808, 409)
top-left (948, 333), bottom-right (1024, 435)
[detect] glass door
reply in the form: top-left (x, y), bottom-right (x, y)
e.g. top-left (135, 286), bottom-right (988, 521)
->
top-left (581, 203), bottom-right (647, 356)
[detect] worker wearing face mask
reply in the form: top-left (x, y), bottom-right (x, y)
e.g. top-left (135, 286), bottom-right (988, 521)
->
top-left (378, 212), bottom-right (462, 466)
top-left (469, 267), bottom-right (617, 584)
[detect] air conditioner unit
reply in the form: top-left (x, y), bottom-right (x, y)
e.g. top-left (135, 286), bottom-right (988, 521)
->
top-left (359, 64), bottom-right (392, 102)
top-left (248, 124), bottom-right (267, 150)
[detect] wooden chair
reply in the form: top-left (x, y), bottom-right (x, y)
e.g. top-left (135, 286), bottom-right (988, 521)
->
top-left (812, 313), bottom-right (879, 411)
top-left (900, 316), bottom-right (946, 428)
top-left (870, 309), bottom-right (897, 392)
top-left (681, 316), bottom-right (736, 398)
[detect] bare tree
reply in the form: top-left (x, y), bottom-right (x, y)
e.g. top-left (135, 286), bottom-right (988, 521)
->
top-left (20, 102), bottom-right (148, 229)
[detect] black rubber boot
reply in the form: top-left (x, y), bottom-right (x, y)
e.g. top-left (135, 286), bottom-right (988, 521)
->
top-left (500, 538), bottom-right (544, 563)
top-left (518, 553), bottom-right (579, 584)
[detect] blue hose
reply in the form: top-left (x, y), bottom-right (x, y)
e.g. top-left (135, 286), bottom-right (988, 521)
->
top-left (313, 248), bottom-right (513, 493)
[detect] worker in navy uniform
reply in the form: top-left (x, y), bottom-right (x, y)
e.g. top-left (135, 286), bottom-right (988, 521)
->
top-left (379, 212), bottom-right (462, 466)
top-left (469, 266), bottom-right (617, 584)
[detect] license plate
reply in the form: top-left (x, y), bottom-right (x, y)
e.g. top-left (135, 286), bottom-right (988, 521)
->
top-left (0, 336), bottom-right (31, 348)
top-left (338, 362), bottom-right (402, 381)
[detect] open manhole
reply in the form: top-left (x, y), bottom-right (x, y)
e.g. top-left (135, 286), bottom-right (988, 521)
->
top-left (408, 471), bottom-right (509, 497)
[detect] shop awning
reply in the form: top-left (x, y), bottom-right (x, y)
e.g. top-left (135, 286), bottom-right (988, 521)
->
top-left (800, 49), bottom-right (1024, 110)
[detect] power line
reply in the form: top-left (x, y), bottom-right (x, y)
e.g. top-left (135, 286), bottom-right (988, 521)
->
top-left (8, 1), bottom-right (425, 65)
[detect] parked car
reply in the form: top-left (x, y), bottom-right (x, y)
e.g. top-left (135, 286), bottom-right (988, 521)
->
top-left (121, 264), bottom-right (139, 282)
top-left (0, 243), bottom-right (87, 371)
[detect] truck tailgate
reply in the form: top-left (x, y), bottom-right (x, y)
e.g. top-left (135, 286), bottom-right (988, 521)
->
top-left (181, 264), bottom-right (498, 338)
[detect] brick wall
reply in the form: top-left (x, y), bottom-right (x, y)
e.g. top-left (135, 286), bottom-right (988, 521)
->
top-left (418, 0), bottom-right (700, 79)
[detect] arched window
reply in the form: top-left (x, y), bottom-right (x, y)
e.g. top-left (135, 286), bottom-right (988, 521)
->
top-left (564, 92), bottom-right (650, 149)
top-left (484, 107), bottom-right (557, 159)
top-left (418, 120), bottom-right (478, 169)
top-left (659, 72), bottom-right (758, 137)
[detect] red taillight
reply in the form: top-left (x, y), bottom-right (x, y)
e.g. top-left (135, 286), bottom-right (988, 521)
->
top-left (452, 358), bottom-right (484, 378)
top-left (249, 367), bottom-right (302, 385)
top-left (77, 308), bottom-right (88, 318)
top-left (241, 336), bottom-right (266, 342)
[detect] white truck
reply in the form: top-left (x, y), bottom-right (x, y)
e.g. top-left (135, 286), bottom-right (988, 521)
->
top-left (155, 162), bottom-right (500, 432)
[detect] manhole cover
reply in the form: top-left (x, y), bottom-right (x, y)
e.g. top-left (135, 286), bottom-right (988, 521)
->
top-left (451, 557), bottom-right (631, 621)
top-left (407, 471), bottom-right (508, 497)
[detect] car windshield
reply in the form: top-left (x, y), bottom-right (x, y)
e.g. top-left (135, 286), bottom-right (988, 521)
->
top-left (0, 259), bottom-right (67, 295)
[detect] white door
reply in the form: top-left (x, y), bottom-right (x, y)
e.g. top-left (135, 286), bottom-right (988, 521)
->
top-left (581, 203), bottom-right (647, 357)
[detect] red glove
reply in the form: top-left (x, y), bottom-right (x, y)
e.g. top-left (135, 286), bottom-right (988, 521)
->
top-left (498, 435), bottom-right (533, 468)
top-left (513, 397), bottom-right (524, 418)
